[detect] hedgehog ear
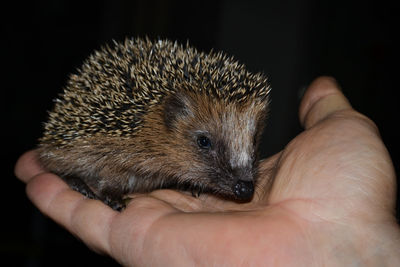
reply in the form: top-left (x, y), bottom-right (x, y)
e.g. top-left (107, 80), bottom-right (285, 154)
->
top-left (163, 92), bottom-right (191, 130)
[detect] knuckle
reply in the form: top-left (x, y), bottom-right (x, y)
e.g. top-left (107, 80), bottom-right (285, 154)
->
top-left (332, 109), bottom-right (380, 136)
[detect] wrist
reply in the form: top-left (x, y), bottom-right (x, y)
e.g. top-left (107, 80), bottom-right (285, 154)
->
top-left (311, 217), bottom-right (400, 266)
top-left (360, 219), bottom-right (400, 266)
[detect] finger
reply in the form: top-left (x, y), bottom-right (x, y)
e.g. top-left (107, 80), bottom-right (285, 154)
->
top-left (15, 150), bottom-right (46, 183)
top-left (128, 189), bottom-right (239, 212)
top-left (127, 189), bottom-right (203, 212)
top-left (255, 152), bottom-right (282, 202)
top-left (299, 76), bottom-right (352, 129)
top-left (26, 172), bottom-right (116, 254)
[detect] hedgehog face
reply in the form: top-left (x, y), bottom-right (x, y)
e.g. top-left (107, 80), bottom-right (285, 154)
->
top-left (160, 91), bottom-right (268, 201)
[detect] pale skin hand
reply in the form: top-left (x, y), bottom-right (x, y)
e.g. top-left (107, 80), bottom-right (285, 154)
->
top-left (15, 77), bottom-right (400, 266)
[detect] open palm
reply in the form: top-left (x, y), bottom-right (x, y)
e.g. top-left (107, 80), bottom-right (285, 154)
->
top-left (15, 77), bottom-right (399, 266)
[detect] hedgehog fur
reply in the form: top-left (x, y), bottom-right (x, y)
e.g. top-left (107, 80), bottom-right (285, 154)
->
top-left (38, 38), bottom-right (271, 210)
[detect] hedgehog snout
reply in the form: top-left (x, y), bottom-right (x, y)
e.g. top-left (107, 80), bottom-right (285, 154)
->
top-left (231, 167), bottom-right (254, 201)
top-left (233, 180), bottom-right (254, 200)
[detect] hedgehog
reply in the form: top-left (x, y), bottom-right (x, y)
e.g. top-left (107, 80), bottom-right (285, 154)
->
top-left (37, 38), bottom-right (271, 210)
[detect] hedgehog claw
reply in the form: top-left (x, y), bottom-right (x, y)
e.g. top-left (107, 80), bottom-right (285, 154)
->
top-left (103, 197), bottom-right (125, 211)
top-left (67, 176), bottom-right (98, 200)
top-left (191, 188), bottom-right (201, 198)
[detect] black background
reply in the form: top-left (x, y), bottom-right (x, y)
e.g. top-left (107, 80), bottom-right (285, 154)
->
top-left (3, 0), bottom-right (399, 266)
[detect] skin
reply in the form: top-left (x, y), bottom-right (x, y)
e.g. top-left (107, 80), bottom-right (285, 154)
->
top-left (15, 76), bottom-right (400, 266)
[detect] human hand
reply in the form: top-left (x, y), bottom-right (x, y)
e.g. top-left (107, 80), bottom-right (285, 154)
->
top-left (15, 77), bottom-right (400, 266)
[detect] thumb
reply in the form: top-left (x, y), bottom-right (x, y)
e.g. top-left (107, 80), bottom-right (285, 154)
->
top-left (299, 76), bottom-right (352, 129)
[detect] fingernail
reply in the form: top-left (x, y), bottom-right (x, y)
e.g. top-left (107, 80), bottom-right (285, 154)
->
top-left (321, 76), bottom-right (342, 91)
top-left (298, 85), bottom-right (308, 100)
top-left (331, 78), bottom-right (343, 91)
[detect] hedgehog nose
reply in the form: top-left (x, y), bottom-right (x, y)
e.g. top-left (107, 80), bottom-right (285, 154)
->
top-left (233, 180), bottom-right (254, 200)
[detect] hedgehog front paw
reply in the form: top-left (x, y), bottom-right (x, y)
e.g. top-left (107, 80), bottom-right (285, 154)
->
top-left (65, 176), bottom-right (124, 210)
top-left (103, 196), bottom-right (125, 211)
top-left (67, 176), bottom-right (99, 200)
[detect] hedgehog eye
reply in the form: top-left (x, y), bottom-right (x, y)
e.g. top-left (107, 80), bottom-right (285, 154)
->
top-left (197, 136), bottom-right (212, 149)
